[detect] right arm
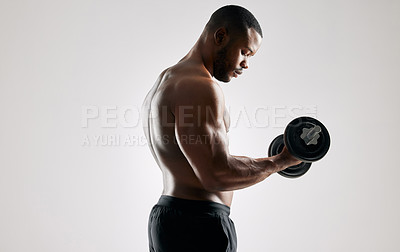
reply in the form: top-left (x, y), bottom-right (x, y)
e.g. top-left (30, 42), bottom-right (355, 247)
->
top-left (174, 79), bottom-right (300, 192)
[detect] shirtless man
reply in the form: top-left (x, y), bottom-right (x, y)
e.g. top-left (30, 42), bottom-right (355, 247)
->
top-left (142, 5), bottom-right (301, 252)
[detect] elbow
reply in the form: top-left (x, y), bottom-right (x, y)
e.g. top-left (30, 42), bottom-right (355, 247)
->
top-left (200, 166), bottom-right (232, 192)
top-left (195, 156), bottom-right (235, 192)
top-left (201, 177), bottom-right (228, 192)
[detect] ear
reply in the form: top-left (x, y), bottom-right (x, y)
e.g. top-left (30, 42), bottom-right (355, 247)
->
top-left (214, 27), bottom-right (228, 46)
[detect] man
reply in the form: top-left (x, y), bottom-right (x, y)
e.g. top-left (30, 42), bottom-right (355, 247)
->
top-left (142, 5), bottom-right (301, 252)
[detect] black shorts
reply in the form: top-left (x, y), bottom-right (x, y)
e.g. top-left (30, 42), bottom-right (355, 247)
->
top-left (148, 195), bottom-right (237, 252)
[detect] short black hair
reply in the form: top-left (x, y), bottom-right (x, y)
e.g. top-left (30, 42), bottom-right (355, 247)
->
top-left (206, 5), bottom-right (263, 38)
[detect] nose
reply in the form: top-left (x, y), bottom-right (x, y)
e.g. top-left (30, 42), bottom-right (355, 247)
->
top-left (241, 59), bottom-right (248, 69)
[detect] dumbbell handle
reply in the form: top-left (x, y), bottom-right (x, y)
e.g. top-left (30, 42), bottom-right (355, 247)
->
top-left (268, 134), bottom-right (311, 178)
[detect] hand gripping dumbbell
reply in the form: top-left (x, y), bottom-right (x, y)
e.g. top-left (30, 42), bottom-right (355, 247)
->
top-left (268, 117), bottom-right (330, 178)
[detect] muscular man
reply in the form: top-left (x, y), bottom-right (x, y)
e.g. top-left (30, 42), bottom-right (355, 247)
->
top-left (142, 5), bottom-right (301, 252)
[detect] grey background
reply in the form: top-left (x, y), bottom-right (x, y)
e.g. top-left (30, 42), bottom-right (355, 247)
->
top-left (1, 0), bottom-right (399, 251)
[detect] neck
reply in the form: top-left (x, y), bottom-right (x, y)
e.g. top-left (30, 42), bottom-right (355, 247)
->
top-left (182, 33), bottom-right (215, 77)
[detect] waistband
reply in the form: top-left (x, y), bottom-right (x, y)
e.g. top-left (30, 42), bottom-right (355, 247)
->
top-left (157, 195), bottom-right (230, 216)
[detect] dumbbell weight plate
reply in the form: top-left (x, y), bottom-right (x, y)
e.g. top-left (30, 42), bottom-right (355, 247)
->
top-left (284, 117), bottom-right (330, 162)
top-left (268, 134), bottom-right (311, 178)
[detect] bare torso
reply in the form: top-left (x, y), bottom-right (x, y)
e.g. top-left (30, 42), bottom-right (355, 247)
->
top-left (142, 59), bottom-right (233, 206)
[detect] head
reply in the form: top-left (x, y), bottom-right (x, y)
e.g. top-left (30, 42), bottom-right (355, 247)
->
top-left (205, 5), bottom-right (263, 82)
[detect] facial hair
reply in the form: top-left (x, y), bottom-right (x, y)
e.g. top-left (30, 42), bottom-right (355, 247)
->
top-left (213, 46), bottom-right (231, 83)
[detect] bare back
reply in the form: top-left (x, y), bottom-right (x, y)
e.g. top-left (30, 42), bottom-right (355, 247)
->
top-left (142, 60), bottom-right (233, 206)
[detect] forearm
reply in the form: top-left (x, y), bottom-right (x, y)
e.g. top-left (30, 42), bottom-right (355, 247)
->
top-left (209, 153), bottom-right (290, 191)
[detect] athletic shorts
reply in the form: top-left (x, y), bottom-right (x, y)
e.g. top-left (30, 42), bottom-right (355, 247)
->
top-left (148, 195), bottom-right (237, 252)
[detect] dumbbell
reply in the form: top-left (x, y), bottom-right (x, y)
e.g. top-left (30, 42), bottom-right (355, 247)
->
top-left (268, 117), bottom-right (330, 178)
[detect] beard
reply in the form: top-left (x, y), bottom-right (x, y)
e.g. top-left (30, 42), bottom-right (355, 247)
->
top-left (213, 46), bottom-right (232, 83)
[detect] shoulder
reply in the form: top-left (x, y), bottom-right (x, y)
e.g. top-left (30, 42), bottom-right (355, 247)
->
top-left (171, 77), bottom-right (226, 125)
top-left (160, 63), bottom-right (225, 114)
top-left (172, 78), bottom-right (225, 123)
top-left (175, 76), bottom-right (224, 105)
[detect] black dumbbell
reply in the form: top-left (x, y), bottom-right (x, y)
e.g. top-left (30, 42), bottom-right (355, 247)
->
top-left (268, 117), bottom-right (330, 178)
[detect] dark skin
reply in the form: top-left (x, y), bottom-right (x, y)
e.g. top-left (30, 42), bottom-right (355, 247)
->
top-left (142, 26), bottom-right (301, 207)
